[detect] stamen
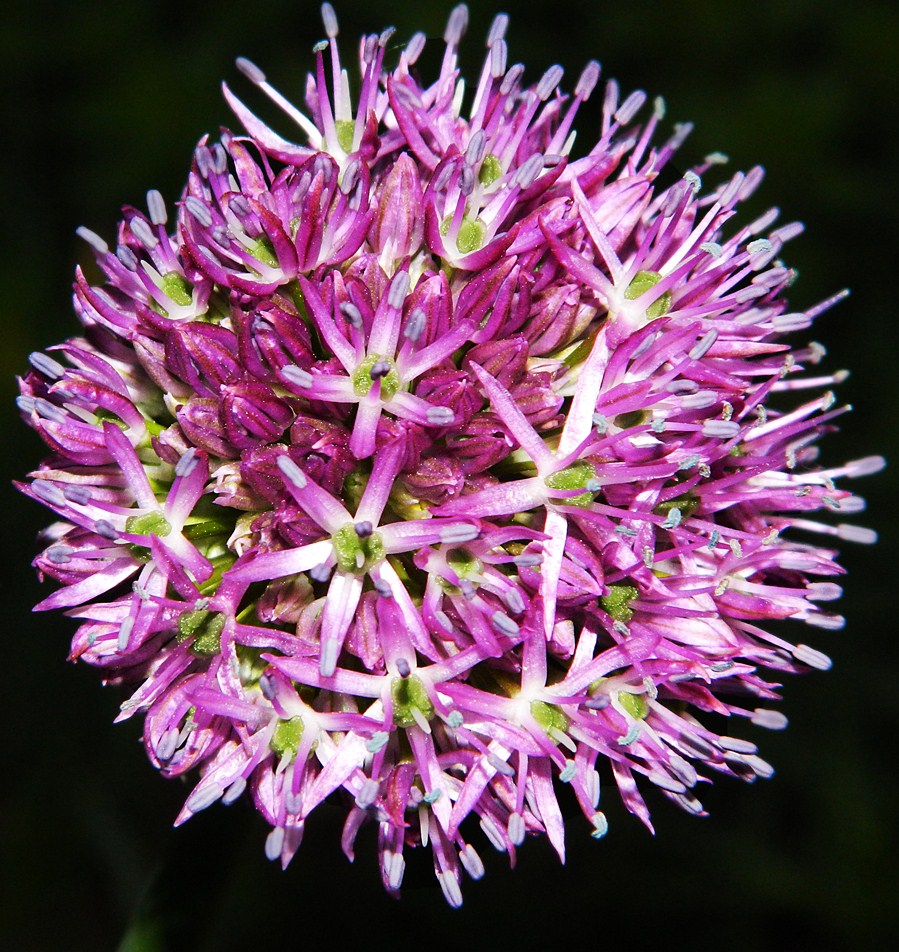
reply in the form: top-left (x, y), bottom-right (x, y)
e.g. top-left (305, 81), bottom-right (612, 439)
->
top-left (277, 454), bottom-right (308, 489)
top-left (487, 752), bottom-right (515, 777)
top-left (355, 778), bottom-right (379, 809)
top-left (116, 245), bottom-right (139, 271)
top-left (487, 13), bottom-right (508, 45)
top-left (147, 188), bottom-right (168, 225)
top-left (222, 776), bottom-right (247, 804)
top-left (537, 64), bottom-right (564, 101)
top-left (792, 644), bottom-right (832, 671)
top-left (184, 196), bottom-right (213, 227)
top-left (491, 611), bottom-right (519, 637)
top-left (444, 5), bottom-right (468, 45)
top-left (374, 578), bottom-right (393, 598)
top-left (186, 783), bottom-right (223, 814)
top-left (615, 89), bottom-right (646, 124)
top-left (46, 545), bottom-right (72, 565)
top-left (590, 812), bottom-right (609, 839)
top-left (439, 524), bottom-right (479, 545)
top-left (460, 843), bottom-right (485, 879)
top-left (404, 309), bottom-right (426, 342)
top-left (575, 60), bottom-right (601, 99)
top-left (369, 359), bottom-right (392, 380)
top-left (321, 2), bottom-right (338, 37)
top-left (76, 226), bottom-right (108, 253)
top-left (236, 56), bottom-right (267, 85)
top-left (339, 301), bottom-right (363, 327)
top-left (426, 406), bottom-right (455, 426)
top-left (174, 448), bottom-right (198, 478)
top-left (507, 811), bottom-right (525, 844)
top-left (388, 271), bottom-right (410, 309)
top-left (130, 217), bottom-right (157, 249)
top-left (751, 709), bottom-right (788, 730)
top-left (365, 731), bottom-right (390, 753)
top-left (265, 826), bottom-right (284, 861)
top-left (354, 520), bottom-right (373, 538)
top-left (281, 365), bottom-right (313, 389)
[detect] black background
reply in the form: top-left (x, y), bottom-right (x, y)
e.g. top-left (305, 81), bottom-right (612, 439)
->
top-left (2, 1), bottom-right (897, 949)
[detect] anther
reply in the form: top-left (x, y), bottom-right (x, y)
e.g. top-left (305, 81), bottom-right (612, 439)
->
top-left (355, 778), bottom-right (379, 810)
top-left (309, 562), bottom-right (333, 583)
top-left (388, 272), bottom-right (410, 310)
top-left (32, 480), bottom-right (66, 507)
top-left (792, 644), bottom-right (832, 671)
top-left (95, 519), bottom-right (119, 540)
top-left (76, 226), bottom-right (108, 253)
top-left (576, 60), bottom-right (601, 99)
top-left (395, 657), bottom-right (411, 678)
top-left (236, 56), bottom-right (266, 84)
top-left (683, 170), bottom-right (701, 193)
top-left (439, 523), bottom-right (479, 545)
top-left (614, 89), bottom-right (646, 124)
top-left (500, 63), bottom-right (524, 96)
top-left (28, 351), bottom-right (65, 379)
top-left (444, 5), bottom-right (469, 45)
top-left (184, 196), bottom-right (213, 227)
top-left (489, 38), bottom-right (507, 78)
top-left (277, 454), bottom-right (308, 488)
top-left (537, 64), bottom-right (564, 101)
top-left (340, 158), bottom-right (361, 195)
top-left (62, 486), bottom-right (91, 506)
top-left (365, 731), bottom-right (389, 753)
top-left (222, 776), bottom-right (247, 805)
top-left (491, 611), bottom-right (519, 637)
top-left (339, 302), bottom-right (363, 328)
top-left (174, 448), bottom-right (198, 479)
top-left (374, 578), bottom-right (393, 598)
top-left (426, 406), bottom-right (455, 426)
top-left (354, 520), bottom-right (373, 538)
top-left (404, 309), bottom-right (426, 342)
top-left (131, 218), bottom-right (158, 250)
top-left (369, 359), bottom-right (392, 380)
top-left (46, 545), bottom-right (73, 565)
top-left (320, 2), bottom-right (338, 37)
top-left (487, 13), bottom-right (508, 45)
top-left (281, 365), bottom-right (313, 389)
top-left (487, 752), bottom-right (515, 777)
top-left (116, 245), bottom-right (139, 271)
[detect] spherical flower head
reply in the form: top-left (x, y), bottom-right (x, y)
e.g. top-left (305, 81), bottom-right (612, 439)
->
top-left (16, 3), bottom-right (884, 904)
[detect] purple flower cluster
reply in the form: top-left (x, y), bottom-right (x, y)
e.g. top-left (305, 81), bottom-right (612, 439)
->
top-left (17, 4), bottom-right (882, 903)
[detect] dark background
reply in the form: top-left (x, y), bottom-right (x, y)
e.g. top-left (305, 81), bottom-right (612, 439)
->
top-left (2, 1), bottom-right (897, 949)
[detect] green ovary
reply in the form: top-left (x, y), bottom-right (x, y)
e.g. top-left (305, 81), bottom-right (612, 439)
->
top-left (601, 585), bottom-right (639, 622)
top-left (176, 610), bottom-right (226, 656)
top-left (617, 691), bottom-right (649, 720)
top-left (331, 523), bottom-right (385, 574)
top-left (545, 461), bottom-right (598, 508)
top-left (530, 700), bottom-right (570, 735)
top-left (391, 675), bottom-right (435, 728)
top-left (479, 154), bottom-right (503, 186)
top-left (440, 214), bottom-right (486, 255)
top-left (161, 272), bottom-right (193, 307)
top-left (624, 270), bottom-right (672, 319)
top-left (125, 512), bottom-right (171, 537)
top-left (335, 119), bottom-right (355, 153)
top-left (248, 237), bottom-right (278, 269)
top-left (270, 716), bottom-right (305, 758)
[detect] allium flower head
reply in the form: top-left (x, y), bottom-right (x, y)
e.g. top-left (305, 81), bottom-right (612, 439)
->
top-left (17, 4), bottom-right (883, 904)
